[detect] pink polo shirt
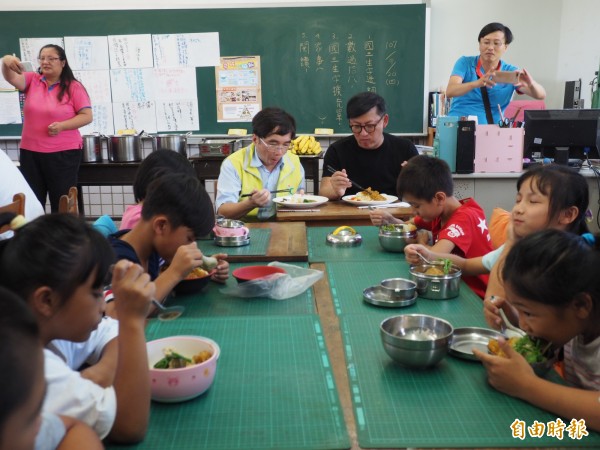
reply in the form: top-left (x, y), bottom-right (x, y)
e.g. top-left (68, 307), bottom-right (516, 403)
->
top-left (20, 72), bottom-right (91, 153)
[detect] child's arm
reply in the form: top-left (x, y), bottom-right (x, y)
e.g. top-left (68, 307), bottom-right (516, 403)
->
top-left (79, 338), bottom-right (118, 387)
top-left (475, 339), bottom-right (600, 432)
top-left (404, 243), bottom-right (488, 276)
top-left (153, 242), bottom-right (204, 302)
top-left (57, 416), bottom-right (104, 450)
top-left (369, 210), bottom-right (411, 226)
top-left (108, 260), bottom-right (154, 444)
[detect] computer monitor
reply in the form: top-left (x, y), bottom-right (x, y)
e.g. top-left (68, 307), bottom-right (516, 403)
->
top-left (524, 109), bottom-right (600, 161)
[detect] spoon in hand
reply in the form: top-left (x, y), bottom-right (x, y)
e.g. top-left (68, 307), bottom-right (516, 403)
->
top-left (416, 252), bottom-right (434, 265)
top-left (498, 308), bottom-right (526, 337)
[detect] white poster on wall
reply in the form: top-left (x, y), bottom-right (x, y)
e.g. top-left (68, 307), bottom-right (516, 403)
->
top-left (65, 36), bottom-right (110, 71)
top-left (79, 103), bottom-right (115, 136)
top-left (113, 101), bottom-right (157, 133)
top-left (108, 34), bottom-right (153, 69)
top-left (73, 70), bottom-right (112, 104)
top-left (19, 37), bottom-right (64, 71)
top-left (110, 68), bottom-right (155, 103)
top-left (152, 32), bottom-right (220, 68)
top-left (156, 100), bottom-right (199, 131)
top-left (0, 91), bottom-right (22, 125)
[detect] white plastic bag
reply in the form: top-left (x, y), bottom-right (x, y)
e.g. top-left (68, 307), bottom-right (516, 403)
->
top-left (219, 262), bottom-right (323, 300)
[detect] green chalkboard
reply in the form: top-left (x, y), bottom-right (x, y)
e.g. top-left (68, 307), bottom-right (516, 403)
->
top-left (0, 4), bottom-right (427, 136)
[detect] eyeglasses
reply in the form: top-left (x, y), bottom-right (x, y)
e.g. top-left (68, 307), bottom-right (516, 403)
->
top-left (349, 115), bottom-right (384, 134)
top-left (38, 57), bottom-right (60, 63)
top-left (259, 137), bottom-right (292, 153)
top-left (479, 40), bottom-right (505, 48)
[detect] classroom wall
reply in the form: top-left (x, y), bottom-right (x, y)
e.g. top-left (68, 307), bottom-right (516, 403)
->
top-left (2, 0), bottom-right (600, 110)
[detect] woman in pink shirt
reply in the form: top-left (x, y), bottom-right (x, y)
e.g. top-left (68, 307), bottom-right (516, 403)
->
top-left (2, 45), bottom-right (92, 212)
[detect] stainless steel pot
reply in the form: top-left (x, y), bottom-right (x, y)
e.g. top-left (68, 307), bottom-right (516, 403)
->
top-left (82, 134), bottom-right (104, 163)
top-left (108, 135), bottom-right (143, 162)
top-left (409, 263), bottom-right (462, 299)
top-left (155, 133), bottom-right (190, 156)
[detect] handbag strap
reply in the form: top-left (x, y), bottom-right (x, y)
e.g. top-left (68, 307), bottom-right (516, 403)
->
top-left (479, 86), bottom-right (494, 124)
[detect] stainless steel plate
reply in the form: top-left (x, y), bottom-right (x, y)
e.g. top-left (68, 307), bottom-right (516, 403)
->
top-left (363, 285), bottom-right (417, 308)
top-left (449, 327), bottom-right (505, 361)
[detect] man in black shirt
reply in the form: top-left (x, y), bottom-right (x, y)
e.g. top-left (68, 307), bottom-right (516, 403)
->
top-left (319, 92), bottom-right (418, 199)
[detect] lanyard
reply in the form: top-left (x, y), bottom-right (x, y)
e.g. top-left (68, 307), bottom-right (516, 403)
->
top-left (476, 58), bottom-right (501, 125)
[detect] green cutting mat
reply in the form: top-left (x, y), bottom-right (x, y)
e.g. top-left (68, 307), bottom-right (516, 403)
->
top-left (326, 260), bottom-right (481, 316)
top-left (308, 226), bottom-right (403, 263)
top-left (163, 262), bottom-right (316, 318)
top-left (108, 316), bottom-right (350, 450)
top-left (197, 228), bottom-right (271, 256)
top-left (341, 313), bottom-right (600, 448)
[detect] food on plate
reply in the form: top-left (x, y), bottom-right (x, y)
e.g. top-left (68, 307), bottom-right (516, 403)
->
top-left (153, 348), bottom-right (213, 369)
top-left (280, 195), bottom-right (317, 204)
top-left (380, 223), bottom-right (417, 233)
top-left (488, 335), bottom-right (550, 363)
top-left (351, 187), bottom-right (386, 202)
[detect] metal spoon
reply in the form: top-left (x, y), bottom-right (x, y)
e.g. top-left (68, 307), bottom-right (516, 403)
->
top-left (416, 252), bottom-right (434, 265)
top-left (498, 308), bottom-right (526, 337)
top-left (151, 299), bottom-right (185, 322)
top-left (106, 264), bottom-right (184, 321)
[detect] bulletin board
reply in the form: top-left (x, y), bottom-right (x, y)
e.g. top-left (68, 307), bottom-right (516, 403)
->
top-left (0, 4), bottom-right (427, 136)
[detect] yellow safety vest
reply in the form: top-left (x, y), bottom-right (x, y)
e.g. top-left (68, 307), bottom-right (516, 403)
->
top-left (228, 143), bottom-right (303, 218)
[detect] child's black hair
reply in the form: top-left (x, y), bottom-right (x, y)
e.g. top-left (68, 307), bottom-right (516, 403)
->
top-left (517, 165), bottom-right (589, 235)
top-left (502, 229), bottom-right (600, 313)
top-left (0, 286), bottom-right (42, 431)
top-left (396, 155), bottom-right (453, 200)
top-left (141, 173), bottom-right (215, 238)
top-left (133, 149), bottom-right (196, 203)
top-left (0, 213), bottom-right (115, 304)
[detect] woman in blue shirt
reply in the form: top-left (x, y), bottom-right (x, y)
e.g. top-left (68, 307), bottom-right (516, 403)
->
top-left (446, 22), bottom-right (546, 125)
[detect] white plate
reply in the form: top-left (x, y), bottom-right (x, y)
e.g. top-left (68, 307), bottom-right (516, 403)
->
top-left (342, 193), bottom-right (398, 206)
top-left (273, 194), bottom-right (329, 209)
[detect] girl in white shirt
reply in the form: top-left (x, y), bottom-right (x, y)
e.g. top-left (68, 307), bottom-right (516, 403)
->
top-left (0, 213), bottom-right (155, 444)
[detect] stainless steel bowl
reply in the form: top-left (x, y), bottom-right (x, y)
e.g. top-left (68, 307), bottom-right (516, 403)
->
top-left (326, 229), bottom-right (362, 246)
top-left (216, 218), bottom-right (246, 229)
top-left (380, 278), bottom-right (417, 300)
top-left (409, 263), bottom-right (462, 299)
top-left (214, 235), bottom-right (250, 247)
top-left (380, 314), bottom-right (453, 369)
top-left (378, 225), bottom-right (417, 252)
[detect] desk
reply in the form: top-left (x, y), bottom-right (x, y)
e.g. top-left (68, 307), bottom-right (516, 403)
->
top-left (105, 226), bottom-right (600, 450)
top-left (198, 222), bottom-right (308, 263)
top-left (276, 201), bottom-right (413, 227)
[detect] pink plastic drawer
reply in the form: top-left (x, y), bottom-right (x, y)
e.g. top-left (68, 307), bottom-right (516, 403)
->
top-left (474, 125), bottom-right (524, 173)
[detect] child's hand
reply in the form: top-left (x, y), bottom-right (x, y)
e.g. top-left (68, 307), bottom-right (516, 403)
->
top-left (483, 296), bottom-right (519, 331)
top-left (416, 229), bottom-right (430, 245)
top-left (404, 244), bottom-right (431, 265)
top-left (209, 253), bottom-right (229, 284)
top-left (369, 210), bottom-right (400, 226)
top-left (473, 338), bottom-right (536, 398)
top-left (169, 242), bottom-right (204, 280)
top-left (111, 260), bottom-right (154, 320)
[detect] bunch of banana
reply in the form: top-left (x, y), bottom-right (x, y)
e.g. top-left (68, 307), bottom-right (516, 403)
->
top-left (291, 135), bottom-right (322, 155)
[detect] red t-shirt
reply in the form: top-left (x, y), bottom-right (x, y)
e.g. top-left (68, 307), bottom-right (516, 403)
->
top-left (414, 197), bottom-right (492, 298)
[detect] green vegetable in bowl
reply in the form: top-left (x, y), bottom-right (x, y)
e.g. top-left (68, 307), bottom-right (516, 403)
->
top-left (153, 348), bottom-right (192, 369)
top-left (434, 258), bottom-right (453, 274)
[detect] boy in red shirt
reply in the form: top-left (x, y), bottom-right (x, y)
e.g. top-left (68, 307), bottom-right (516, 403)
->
top-left (370, 155), bottom-right (492, 298)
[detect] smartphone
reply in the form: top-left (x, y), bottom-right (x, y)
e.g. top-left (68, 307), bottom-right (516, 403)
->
top-left (20, 61), bottom-right (35, 72)
top-left (491, 71), bottom-right (520, 85)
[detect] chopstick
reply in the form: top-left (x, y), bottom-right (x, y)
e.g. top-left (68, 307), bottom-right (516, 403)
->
top-left (326, 165), bottom-right (366, 191)
top-left (240, 189), bottom-right (292, 198)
